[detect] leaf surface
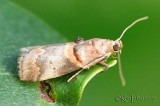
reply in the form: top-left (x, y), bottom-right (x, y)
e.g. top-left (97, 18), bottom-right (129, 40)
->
top-left (0, 0), bottom-right (65, 105)
top-left (0, 0), bottom-right (117, 106)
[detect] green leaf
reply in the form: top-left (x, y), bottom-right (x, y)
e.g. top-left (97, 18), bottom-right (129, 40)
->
top-left (0, 0), bottom-right (117, 106)
top-left (0, 0), bottom-right (65, 106)
top-left (48, 60), bottom-right (117, 106)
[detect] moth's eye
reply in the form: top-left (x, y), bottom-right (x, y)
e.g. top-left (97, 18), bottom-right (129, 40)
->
top-left (113, 44), bottom-right (120, 51)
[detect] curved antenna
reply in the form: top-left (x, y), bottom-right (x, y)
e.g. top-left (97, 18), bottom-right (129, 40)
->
top-left (118, 52), bottom-right (126, 86)
top-left (117, 16), bottom-right (149, 41)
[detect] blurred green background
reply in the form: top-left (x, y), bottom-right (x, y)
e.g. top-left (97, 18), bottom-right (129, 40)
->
top-left (12, 0), bottom-right (160, 106)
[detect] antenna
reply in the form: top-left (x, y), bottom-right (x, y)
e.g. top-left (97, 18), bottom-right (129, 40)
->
top-left (116, 16), bottom-right (148, 86)
top-left (117, 16), bottom-right (149, 41)
top-left (118, 52), bottom-right (126, 86)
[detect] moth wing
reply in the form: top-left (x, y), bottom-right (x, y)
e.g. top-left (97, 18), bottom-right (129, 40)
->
top-left (19, 43), bottom-right (82, 82)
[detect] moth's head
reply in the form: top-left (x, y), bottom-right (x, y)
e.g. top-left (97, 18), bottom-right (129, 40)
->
top-left (113, 40), bottom-right (123, 53)
top-left (112, 16), bottom-right (148, 54)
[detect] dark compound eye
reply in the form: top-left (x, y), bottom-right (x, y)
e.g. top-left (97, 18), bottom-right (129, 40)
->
top-left (113, 44), bottom-right (120, 51)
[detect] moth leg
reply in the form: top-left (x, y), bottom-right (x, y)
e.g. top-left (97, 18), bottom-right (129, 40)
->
top-left (67, 56), bottom-right (106, 82)
top-left (67, 68), bottom-right (84, 82)
top-left (99, 61), bottom-right (109, 72)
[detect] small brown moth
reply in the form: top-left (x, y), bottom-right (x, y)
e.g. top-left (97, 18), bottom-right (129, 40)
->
top-left (18, 16), bottom-right (148, 86)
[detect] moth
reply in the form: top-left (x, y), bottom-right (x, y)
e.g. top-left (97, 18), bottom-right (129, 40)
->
top-left (18, 16), bottom-right (148, 86)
